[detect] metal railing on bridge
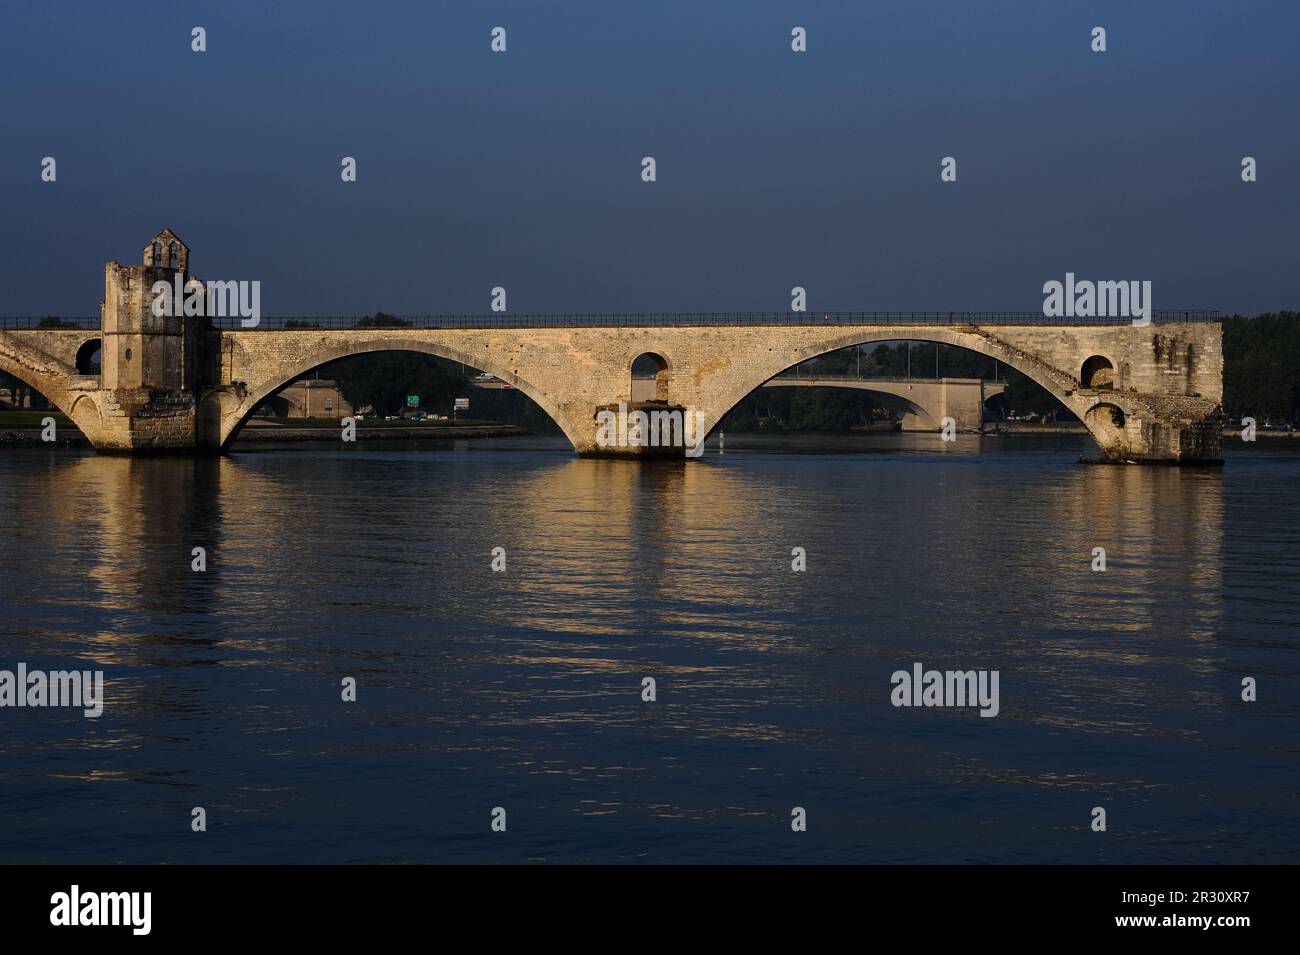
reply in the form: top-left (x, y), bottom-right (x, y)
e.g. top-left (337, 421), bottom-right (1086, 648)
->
top-left (1, 310), bottom-right (1220, 331)
top-left (0, 317), bottom-right (101, 329)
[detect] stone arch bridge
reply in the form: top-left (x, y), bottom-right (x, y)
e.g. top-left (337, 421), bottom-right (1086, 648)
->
top-left (1, 313), bottom-right (1223, 462)
top-left (0, 227), bottom-right (1222, 462)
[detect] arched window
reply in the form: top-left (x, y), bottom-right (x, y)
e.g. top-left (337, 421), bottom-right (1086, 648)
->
top-left (151, 242), bottom-right (162, 265)
top-left (630, 352), bottom-right (669, 402)
top-left (75, 338), bottom-right (102, 375)
top-left (169, 242), bottom-right (181, 269)
top-left (1081, 355), bottom-right (1115, 390)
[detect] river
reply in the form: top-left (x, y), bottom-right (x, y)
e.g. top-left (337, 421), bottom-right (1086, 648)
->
top-left (1, 433), bottom-right (1296, 863)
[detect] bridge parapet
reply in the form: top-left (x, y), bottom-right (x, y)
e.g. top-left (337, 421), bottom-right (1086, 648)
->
top-left (1, 310), bottom-right (1220, 331)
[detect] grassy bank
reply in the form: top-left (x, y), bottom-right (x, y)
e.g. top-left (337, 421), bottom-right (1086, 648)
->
top-left (0, 411), bottom-right (70, 428)
top-left (246, 416), bottom-right (500, 429)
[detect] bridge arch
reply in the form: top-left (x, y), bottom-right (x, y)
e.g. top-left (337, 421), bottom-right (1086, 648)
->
top-left (215, 336), bottom-right (579, 450)
top-left (253, 393), bottom-right (302, 418)
top-left (860, 388), bottom-right (934, 429)
top-left (698, 327), bottom-right (1127, 459)
top-left (0, 349), bottom-right (104, 439)
top-left (1083, 402), bottom-right (1129, 457)
top-left (68, 393), bottom-right (102, 436)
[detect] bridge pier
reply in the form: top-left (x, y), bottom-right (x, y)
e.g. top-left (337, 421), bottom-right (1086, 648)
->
top-left (1076, 393), bottom-right (1223, 464)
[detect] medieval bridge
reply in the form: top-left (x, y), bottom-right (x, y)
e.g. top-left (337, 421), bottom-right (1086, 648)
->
top-left (0, 230), bottom-right (1224, 463)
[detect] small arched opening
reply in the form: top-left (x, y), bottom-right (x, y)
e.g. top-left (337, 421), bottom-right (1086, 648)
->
top-left (630, 352), bottom-right (669, 403)
top-left (75, 338), bottom-right (102, 376)
top-left (1081, 355), bottom-right (1115, 390)
top-left (1084, 402), bottom-right (1128, 458)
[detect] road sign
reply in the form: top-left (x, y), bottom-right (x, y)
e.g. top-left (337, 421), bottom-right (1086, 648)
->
top-left (454, 398), bottom-right (469, 411)
top-left (406, 395), bottom-right (419, 407)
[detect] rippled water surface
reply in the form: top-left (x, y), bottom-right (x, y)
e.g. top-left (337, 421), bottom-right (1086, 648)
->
top-left (1, 434), bottom-right (1297, 863)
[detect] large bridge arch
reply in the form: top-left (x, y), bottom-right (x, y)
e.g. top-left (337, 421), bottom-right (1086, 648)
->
top-left (0, 346), bottom-right (104, 441)
top-left (212, 335), bottom-right (581, 450)
top-left (693, 326), bottom-right (1132, 458)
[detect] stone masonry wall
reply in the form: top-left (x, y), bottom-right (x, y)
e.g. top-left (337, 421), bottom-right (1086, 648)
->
top-left (0, 321), bottom-right (1225, 460)
top-left (213, 321), bottom-right (1223, 459)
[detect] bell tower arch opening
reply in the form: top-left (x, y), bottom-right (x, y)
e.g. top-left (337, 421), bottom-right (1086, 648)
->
top-left (141, 228), bottom-right (189, 272)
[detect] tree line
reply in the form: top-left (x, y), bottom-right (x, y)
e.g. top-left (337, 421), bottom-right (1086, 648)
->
top-left (1222, 311), bottom-right (1300, 422)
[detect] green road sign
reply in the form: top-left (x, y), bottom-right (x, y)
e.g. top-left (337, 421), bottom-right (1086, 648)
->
top-left (406, 395), bottom-right (419, 407)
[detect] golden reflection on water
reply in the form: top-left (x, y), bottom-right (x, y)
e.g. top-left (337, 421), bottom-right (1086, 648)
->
top-left (22, 445), bottom-right (1227, 746)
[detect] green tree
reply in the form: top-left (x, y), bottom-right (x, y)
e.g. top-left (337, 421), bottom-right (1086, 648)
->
top-left (356, 312), bottom-right (411, 329)
top-left (1222, 311), bottom-right (1300, 422)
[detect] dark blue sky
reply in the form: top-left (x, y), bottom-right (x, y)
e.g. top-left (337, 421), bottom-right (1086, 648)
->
top-left (2, 0), bottom-right (1297, 315)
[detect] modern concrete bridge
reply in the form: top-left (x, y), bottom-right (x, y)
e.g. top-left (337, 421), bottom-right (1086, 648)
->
top-left (0, 230), bottom-right (1224, 463)
top-left (762, 376), bottom-right (1007, 432)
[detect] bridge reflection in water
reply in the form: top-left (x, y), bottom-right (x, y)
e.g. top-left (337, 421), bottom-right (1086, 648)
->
top-left (10, 442), bottom-right (1224, 714)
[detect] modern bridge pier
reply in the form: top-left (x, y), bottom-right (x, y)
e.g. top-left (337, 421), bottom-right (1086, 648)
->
top-left (0, 231), bottom-right (1224, 464)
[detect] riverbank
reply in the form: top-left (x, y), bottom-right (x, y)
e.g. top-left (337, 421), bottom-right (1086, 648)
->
top-left (0, 429), bottom-right (89, 447)
top-left (1222, 428), bottom-right (1300, 439)
top-left (236, 422), bottom-right (529, 442)
top-left (990, 422), bottom-right (1086, 434)
top-left (0, 418), bottom-right (529, 447)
